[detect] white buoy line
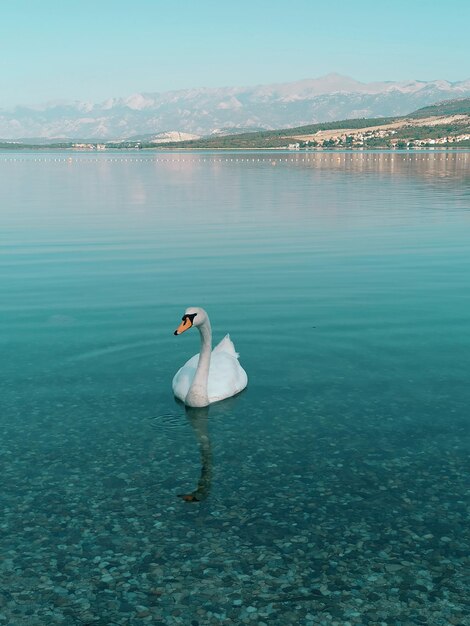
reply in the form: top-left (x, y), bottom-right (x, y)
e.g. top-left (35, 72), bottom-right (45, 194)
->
top-left (0, 152), bottom-right (466, 164)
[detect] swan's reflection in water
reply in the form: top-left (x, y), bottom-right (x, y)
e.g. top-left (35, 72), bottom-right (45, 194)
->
top-left (173, 394), bottom-right (243, 503)
top-left (177, 405), bottom-right (212, 502)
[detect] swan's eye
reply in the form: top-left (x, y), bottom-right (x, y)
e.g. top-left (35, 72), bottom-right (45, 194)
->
top-left (182, 313), bottom-right (197, 323)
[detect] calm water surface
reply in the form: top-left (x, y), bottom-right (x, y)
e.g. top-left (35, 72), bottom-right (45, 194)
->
top-left (1, 151), bottom-right (469, 625)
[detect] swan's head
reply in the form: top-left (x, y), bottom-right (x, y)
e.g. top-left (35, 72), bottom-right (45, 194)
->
top-left (174, 307), bottom-right (208, 335)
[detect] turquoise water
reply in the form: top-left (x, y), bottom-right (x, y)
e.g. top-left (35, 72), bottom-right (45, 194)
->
top-left (1, 151), bottom-right (469, 625)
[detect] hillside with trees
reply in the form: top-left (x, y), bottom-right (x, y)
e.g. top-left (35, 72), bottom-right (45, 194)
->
top-left (142, 98), bottom-right (470, 150)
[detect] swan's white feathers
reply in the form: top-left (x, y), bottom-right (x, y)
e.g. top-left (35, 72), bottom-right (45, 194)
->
top-left (172, 334), bottom-right (247, 404)
top-left (212, 334), bottom-right (239, 357)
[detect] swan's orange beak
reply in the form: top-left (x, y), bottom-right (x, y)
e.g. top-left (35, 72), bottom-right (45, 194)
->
top-left (174, 316), bottom-right (193, 335)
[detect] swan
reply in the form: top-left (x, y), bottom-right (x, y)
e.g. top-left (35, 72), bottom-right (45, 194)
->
top-left (172, 307), bottom-right (248, 407)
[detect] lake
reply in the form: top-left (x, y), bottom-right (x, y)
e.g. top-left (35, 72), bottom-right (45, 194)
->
top-left (1, 150), bottom-right (469, 625)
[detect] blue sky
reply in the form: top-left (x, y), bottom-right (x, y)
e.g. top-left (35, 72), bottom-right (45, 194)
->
top-left (1, 0), bottom-right (469, 108)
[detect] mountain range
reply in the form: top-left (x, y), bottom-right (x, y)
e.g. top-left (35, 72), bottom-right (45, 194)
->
top-left (1, 73), bottom-right (470, 141)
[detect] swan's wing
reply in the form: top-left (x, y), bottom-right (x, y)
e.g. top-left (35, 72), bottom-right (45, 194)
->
top-left (207, 351), bottom-right (248, 403)
top-left (172, 354), bottom-right (199, 402)
top-left (212, 334), bottom-right (239, 358)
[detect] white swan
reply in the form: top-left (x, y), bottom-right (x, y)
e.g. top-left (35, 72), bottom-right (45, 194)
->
top-left (172, 307), bottom-right (248, 407)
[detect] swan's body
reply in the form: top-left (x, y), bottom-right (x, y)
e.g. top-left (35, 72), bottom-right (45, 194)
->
top-left (172, 307), bottom-right (248, 407)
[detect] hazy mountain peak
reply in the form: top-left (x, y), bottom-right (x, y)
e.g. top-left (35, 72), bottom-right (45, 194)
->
top-left (123, 93), bottom-right (155, 110)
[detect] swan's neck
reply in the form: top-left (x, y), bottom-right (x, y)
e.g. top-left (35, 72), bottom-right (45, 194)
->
top-left (185, 319), bottom-right (212, 407)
